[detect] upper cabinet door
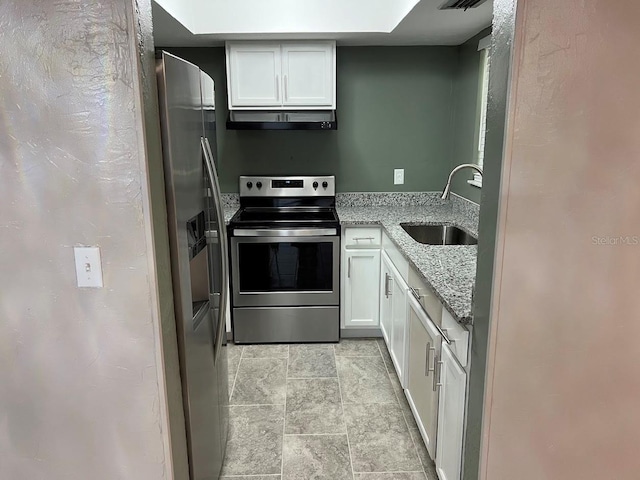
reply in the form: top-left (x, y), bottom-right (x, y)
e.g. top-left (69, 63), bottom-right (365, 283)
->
top-left (227, 43), bottom-right (282, 107)
top-left (281, 42), bottom-right (335, 107)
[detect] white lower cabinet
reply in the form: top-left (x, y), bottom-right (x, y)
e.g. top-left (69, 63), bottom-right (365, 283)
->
top-left (405, 293), bottom-right (442, 458)
top-left (343, 249), bottom-right (381, 328)
top-left (380, 251), bottom-right (409, 384)
top-left (435, 343), bottom-right (467, 480)
top-left (379, 253), bottom-right (394, 343)
top-left (342, 228), bottom-right (470, 480)
top-left (390, 264), bottom-right (408, 384)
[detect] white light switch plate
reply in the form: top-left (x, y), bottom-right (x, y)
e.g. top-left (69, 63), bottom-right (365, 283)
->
top-left (394, 168), bottom-right (405, 185)
top-left (74, 246), bottom-right (104, 288)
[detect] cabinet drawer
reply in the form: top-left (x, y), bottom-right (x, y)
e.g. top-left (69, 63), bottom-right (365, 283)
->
top-left (442, 309), bottom-right (469, 367)
top-left (382, 232), bottom-right (409, 280)
top-left (344, 227), bottom-right (381, 248)
top-left (408, 268), bottom-right (442, 327)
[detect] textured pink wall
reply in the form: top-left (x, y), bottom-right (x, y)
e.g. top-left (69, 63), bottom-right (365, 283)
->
top-left (481, 1), bottom-right (640, 479)
top-left (0, 1), bottom-right (175, 479)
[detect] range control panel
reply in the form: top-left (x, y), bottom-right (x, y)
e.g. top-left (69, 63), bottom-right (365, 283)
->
top-left (239, 176), bottom-right (335, 197)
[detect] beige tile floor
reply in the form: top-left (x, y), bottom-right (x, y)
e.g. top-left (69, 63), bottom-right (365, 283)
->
top-left (221, 338), bottom-right (437, 480)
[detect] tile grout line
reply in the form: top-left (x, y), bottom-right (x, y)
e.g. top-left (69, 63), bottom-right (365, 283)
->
top-left (353, 470), bottom-right (427, 475)
top-left (229, 344), bottom-right (244, 401)
top-left (376, 340), bottom-right (429, 479)
top-left (220, 475), bottom-right (282, 478)
top-left (334, 354), bottom-right (381, 357)
top-left (334, 343), bottom-right (356, 480)
top-left (238, 356), bottom-right (290, 360)
top-left (281, 345), bottom-right (289, 479)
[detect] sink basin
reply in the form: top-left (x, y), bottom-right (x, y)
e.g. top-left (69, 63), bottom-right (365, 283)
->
top-left (401, 224), bottom-right (477, 245)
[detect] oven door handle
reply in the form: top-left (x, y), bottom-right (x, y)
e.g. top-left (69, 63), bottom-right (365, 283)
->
top-left (233, 228), bottom-right (337, 237)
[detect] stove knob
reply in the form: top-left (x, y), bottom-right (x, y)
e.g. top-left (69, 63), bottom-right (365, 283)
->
top-left (256, 181), bottom-right (262, 189)
top-left (246, 181), bottom-right (253, 189)
top-left (313, 181), bottom-right (319, 190)
top-left (322, 181), bottom-right (328, 189)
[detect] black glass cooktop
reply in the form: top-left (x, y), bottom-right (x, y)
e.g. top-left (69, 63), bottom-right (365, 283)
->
top-left (230, 207), bottom-right (339, 229)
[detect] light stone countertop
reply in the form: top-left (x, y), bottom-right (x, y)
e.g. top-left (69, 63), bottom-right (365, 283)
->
top-left (337, 205), bottom-right (477, 325)
top-left (223, 199), bottom-right (478, 325)
top-left (223, 206), bottom-right (237, 224)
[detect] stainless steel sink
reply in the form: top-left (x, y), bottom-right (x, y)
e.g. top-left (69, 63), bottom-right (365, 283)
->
top-left (400, 224), bottom-right (477, 245)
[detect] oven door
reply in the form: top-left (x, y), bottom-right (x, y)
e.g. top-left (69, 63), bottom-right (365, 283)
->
top-left (230, 229), bottom-right (340, 307)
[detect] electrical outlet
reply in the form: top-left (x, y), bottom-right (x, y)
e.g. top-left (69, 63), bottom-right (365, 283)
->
top-left (394, 168), bottom-right (405, 185)
top-left (74, 246), bottom-right (104, 288)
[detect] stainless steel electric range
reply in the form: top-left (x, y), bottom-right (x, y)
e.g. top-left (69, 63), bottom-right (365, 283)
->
top-left (228, 175), bottom-right (340, 344)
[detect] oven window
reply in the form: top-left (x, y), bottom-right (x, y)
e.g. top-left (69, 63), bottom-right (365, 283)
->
top-left (238, 242), bottom-right (333, 292)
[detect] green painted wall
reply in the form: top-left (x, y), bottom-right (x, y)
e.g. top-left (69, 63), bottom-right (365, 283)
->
top-left (450, 28), bottom-right (492, 204)
top-left (166, 46), bottom-right (458, 193)
top-left (461, 23), bottom-right (504, 480)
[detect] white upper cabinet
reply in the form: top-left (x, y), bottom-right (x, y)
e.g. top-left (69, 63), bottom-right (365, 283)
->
top-left (281, 42), bottom-right (335, 107)
top-left (226, 41), bottom-right (336, 110)
top-left (227, 44), bottom-right (282, 107)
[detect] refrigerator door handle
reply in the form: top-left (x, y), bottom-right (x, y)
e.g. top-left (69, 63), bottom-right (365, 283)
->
top-left (201, 137), bottom-right (229, 355)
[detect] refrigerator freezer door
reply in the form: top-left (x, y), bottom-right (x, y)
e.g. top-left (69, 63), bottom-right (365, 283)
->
top-left (157, 52), bottom-right (225, 480)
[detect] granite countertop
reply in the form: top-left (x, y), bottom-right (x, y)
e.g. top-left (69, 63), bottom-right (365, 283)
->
top-left (221, 193), bottom-right (477, 325)
top-left (223, 206), bottom-right (237, 224)
top-left (337, 204), bottom-right (477, 325)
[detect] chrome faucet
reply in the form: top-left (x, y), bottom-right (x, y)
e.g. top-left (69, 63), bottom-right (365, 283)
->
top-left (441, 164), bottom-right (483, 200)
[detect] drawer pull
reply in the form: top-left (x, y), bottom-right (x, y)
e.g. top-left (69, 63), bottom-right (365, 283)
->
top-left (425, 342), bottom-right (435, 377)
top-left (442, 328), bottom-right (456, 343)
top-left (434, 358), bottom-right (444, 391)
top-left (353, 236), bottom-right (375, 241)
top-left (410, 286), bottom-right (426, 301)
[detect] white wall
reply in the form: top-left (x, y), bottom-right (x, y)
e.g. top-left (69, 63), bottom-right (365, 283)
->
top-left (0, 1), bottom-right (177, 478)
top-left (155, 0), bottom-right (419, 34)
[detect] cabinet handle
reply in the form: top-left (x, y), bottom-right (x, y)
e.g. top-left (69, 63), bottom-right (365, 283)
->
top-left (434, 358), bottom-right (444, 391)
top-left (442, 328), bottom-right (456, 343)
top-left (348, 257), bottom-right (351, 278)
top-left (353, 236), bottom-right (375, 241)
top-left (384, 273), bottom-right (391, 297)
top-left (284, 74), bottom-right (288, 100)
top-left (410, 286), bottom-right (426, 302)
top-left (425, 342), bottom-right (435, 377)
top-left (276, 75), bottom-right (280, 101)
top-left (425, 342), bottom-right (430, 376)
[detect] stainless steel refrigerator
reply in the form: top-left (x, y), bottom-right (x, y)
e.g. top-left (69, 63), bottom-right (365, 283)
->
top-left (156, 51), bottom-right (229, 480)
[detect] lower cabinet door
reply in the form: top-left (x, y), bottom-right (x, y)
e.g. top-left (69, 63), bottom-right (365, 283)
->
top-left (390, 270), bottom-right (408, 385)
top-left (379, 252), bottom-right (394, 342)
top-left (435, 343), bottom-right (467, 480)
top-left (343, 249), bottom-right (381, 328)
top-left (405, 294), bottom-right (441, 458)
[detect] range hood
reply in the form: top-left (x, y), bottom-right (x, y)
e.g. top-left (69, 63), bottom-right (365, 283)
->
top-left (226, 110), bottom-right (337, 131)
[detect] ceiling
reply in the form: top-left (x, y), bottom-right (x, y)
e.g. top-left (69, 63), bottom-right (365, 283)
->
top-left (152, 0), bottom-right (493, 47)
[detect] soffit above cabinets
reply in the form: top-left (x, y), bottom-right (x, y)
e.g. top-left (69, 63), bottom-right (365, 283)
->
top-left (152, 0), bottom-right (493, 47)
